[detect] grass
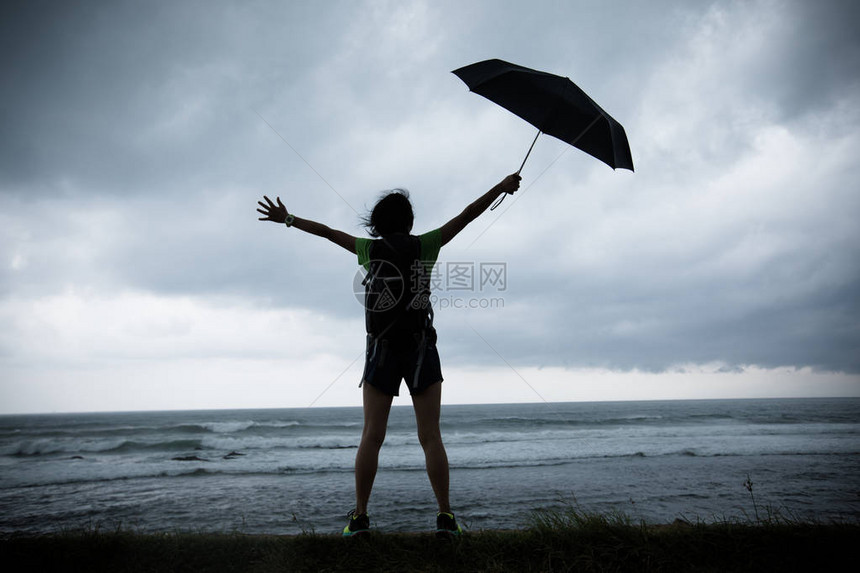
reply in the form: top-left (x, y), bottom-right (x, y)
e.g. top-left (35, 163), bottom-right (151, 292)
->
top-left (2, 506), bottom-right (858, 573)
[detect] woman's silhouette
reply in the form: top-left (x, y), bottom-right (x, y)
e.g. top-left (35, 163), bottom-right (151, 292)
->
top-left (257, 173), bottom-right (520, 536)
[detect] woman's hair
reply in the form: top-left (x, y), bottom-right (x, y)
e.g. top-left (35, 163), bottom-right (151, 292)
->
top-left (362, 189), bottom-right (414, 237)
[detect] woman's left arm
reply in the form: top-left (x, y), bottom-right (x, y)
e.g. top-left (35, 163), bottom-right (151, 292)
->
top-left (257, 195), bottom-right (357, 254)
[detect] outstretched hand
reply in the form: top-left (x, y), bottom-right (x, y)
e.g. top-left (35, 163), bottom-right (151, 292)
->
top-left (500, 173), bottom-right (521, 194)
top-left (257, 195), bottom-right (288, 224)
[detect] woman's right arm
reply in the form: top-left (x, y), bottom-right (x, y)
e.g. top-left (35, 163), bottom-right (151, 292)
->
top-left (439, 174), bottom-right (521, 246)
top-left (291, 216), bottom-right (357, 254)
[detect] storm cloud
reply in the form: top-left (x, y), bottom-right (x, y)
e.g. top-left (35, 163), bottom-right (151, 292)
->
top-left (1, 0), bottom-right (858, 412)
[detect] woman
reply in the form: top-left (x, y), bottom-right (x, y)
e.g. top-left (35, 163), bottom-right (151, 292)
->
top-left (257, 173), bottom-right (521, 536)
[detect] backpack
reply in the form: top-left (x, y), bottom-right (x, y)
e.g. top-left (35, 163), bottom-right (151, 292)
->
top-left (363, 233), bottom-right (432, 341)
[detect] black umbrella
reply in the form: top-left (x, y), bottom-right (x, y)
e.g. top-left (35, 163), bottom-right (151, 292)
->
top-left (453, 59), bottom-right (634, 193)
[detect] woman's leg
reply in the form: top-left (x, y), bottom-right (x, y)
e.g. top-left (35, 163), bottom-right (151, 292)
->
top-left (411, 381), bottom-right (450, 513)
top-left (354, 382), bottom-right (393, 515)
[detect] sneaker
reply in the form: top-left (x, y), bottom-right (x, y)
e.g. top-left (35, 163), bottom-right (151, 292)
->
top-left (342, 509), bottom-right (370, 537)
top-left (436, 511), bottom-right (462, 538)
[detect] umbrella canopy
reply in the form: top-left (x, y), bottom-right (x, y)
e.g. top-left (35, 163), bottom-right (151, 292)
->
top-left (453, 59), bottom-right (634, 172)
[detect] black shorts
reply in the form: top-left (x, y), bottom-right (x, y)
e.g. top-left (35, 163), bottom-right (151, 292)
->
top-left (361, 328), bottom-right (443, 397)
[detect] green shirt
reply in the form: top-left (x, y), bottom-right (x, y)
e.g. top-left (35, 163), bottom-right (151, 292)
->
top-left (356, 229), bottom-right (442, 273)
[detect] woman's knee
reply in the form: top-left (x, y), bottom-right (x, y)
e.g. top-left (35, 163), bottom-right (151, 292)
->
top-left (361, 426), bottom-right (387, 449)
top-left (417, 427), bottom-right (443, 449)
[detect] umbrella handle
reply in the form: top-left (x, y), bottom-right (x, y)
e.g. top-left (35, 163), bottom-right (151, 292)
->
top-left (490, 193), bottom-right (506, 210)
top-left (517, 129), bottom-right (541, 175)
top-left (492, 129), bottom-right (540, 211)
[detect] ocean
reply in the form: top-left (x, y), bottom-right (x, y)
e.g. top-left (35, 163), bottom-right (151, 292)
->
top-left (1, 398), bottom-right (858, 534)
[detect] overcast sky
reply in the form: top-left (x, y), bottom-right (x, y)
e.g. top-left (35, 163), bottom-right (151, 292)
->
top-left (2, 0), bottom-right (859, 413)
